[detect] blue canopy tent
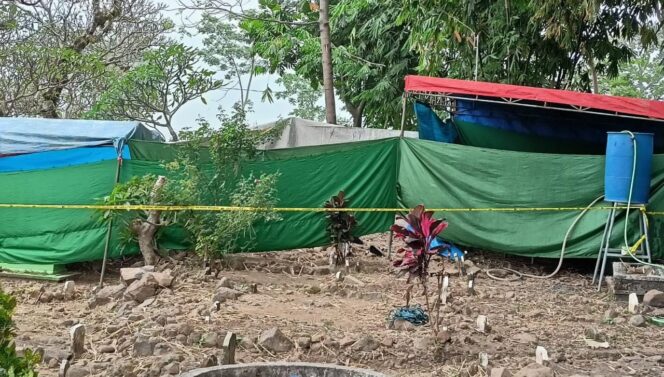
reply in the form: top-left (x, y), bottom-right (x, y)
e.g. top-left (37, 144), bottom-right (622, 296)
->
top-left (0, 118), bottom-right (163, 279)
top-left (0, 117), bottom-right (163, 171)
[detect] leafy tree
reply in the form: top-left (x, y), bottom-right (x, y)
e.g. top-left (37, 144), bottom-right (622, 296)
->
top-left (599, 37), bottom-right (664, 100)
top-left (274, 73), bottom-right (326, 121)
top-left (399, 0), bottom-right (663, 91)
top-left (172, 105), bottom-right (282, 261)
top-left (101, 105), bottom-right (282, 265)
top-left (87, 44), bottom-right (223, 141)
top-left (601, 57), bottom-right (664, 100)
top-left (197, 13), bottom-right (269, 111)
top-left (0, 0), bottom-right (172, 118)
top-left (241, 0), bottom-right (416, 128)
top-left (0, 287), bottom-right (39, 377)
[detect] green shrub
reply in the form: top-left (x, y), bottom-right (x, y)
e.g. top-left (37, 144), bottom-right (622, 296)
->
top-left (0, 287), bottom-right (39, 377)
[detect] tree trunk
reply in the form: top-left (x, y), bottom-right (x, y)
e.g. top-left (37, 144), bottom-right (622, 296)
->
top-left (39, 0), bottom-right (122, 119)
top-left (134, 221), bottom-right (161, 266)
top-left (318, 0), bottom-right (337, 124)
top-left (588, 50), bottom-right (599, 94)
top-left (131, 176), bottom-right (167, 265)
top-left (346, 101), bottom-right (365, 128)
top-left (166, 125), bottom-right (179, 141)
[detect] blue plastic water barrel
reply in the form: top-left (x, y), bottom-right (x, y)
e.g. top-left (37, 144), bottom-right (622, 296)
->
top-left (605, 132), bottom-right (653, 204)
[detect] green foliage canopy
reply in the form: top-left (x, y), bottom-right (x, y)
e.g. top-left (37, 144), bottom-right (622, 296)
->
top-left (86, 44), bottom-right (223, 141)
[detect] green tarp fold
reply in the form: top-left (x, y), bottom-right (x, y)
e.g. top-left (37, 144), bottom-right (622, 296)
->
top-left (1, 137), bottom-right (663, 264)
top-left (398, 138), bottom-right (664, 258)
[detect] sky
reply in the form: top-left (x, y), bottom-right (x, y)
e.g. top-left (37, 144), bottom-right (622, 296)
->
top-left (163, 1), bottom-right (296, 132)
top-left (161, 0), bottom-right (347, 134)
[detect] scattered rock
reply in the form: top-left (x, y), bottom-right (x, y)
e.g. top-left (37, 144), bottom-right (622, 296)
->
top-left (390, 319), bottom-right (415, 331)
top-left (513, 332), bottom-right (537, 344)
top-left (413, 336), bottom-right (435, 351)
top-left (629, 314), bottom-right (646, 327)
top-left (212, 287), bottom-right (243, 303)
top-left (491, 367), bottom-right (512, 377)
top-left (99, 345), bottom-right (115, 353)
top-left (120, 267), bottom-right (148, 284)
top-left (217, 277), bottom-right (235, 289)
top-left (177, 323), bottom-right (193, 336)
top-left (153, 342), bottom-right (171, 355)
top-left (164, 361), bottom-right (180, 375)
top-left (296, 336), bottom-right (311, 349)
top-left (202, 354), bottom-right (217, 367)
top-left (124, 274), bottom-right (158, 303)
top-left (643, 289), bottom-right (664, 308)
top-left (514, 363), bottom-right (553, 377)
top-left (312, 266), bottom-right (331, 275)
top-left (148, 362), bottom-right (162, 376)
top-left (201, 332), bottom-right (219, 348)
top-left (311, 333), bottom-right (325, 343)
top-left (187, 332), bottom-right (201, 346)
top-left (614, 317), bottom-right (627, 324)
top-left (90, 284), bottom-right (125, 307)
top-left (62, 319), bottom-right (79, 327)
top-left (381, 338), bottom-right (394, 347)
top-left (345, 275), bottom-right (366, 287)
top-left (339, 337), bottom-right (355, 348)
top-left (133, 337), bottom-right (155, 356)
top-left (352, 335), bottom-right (379, 352)
top-left (323, 337), bottom-right (339, 348)
top-left (66, 364), bottom-right (89, 377)
top-left (239, 335), bottom-right (256, 349)
top-left (584, 327), bottom-right (606, 342)
top-left (603, 308), bottom-right (619, 321)
top-left (306, 285), bottom-right (321, 294)
top-left (151, 271), bottom-right (174, 287)
top-left (258, 328), bottom-right (293, 353)
top-left (163, 324), bottom-right (179, 338)
top-left (46, 357), bottom-right (59, 369)
top-left (505, 291), bottom-right (515, 299)
top-left (436, 330), bottom-right (452, 344)
top-left (651, 308), bottom-right (664, 316)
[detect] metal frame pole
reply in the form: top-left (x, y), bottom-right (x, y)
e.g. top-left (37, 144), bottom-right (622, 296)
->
top-left (98, 156), bottom-right (123, 288)
top-left (399, 94), bottom-right (407, 138)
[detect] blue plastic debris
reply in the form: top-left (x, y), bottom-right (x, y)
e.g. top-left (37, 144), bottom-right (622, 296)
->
top-left (389, 305), bottom-right (429, 326)
top-left (431, 238), bottom-right (466, 261)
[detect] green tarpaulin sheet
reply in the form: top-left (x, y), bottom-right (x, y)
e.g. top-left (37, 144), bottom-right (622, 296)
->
top-left (398, 138), bottom-right (664, 258)
top-left (1, 137), bottom-right (663, 264)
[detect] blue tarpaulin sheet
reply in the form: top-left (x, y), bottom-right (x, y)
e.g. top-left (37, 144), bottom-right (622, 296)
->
top-left (453, 99), bottom-right (664, 151)
top-left (0, 146), bottom-right (130, 172)
top-left (414, 101), bottom-right (457, 143)
top-left (0, 117), bottom-right (161, 156)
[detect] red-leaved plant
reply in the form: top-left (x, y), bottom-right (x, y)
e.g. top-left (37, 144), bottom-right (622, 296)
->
top-left (391, 205), bottom-right (449, 334)
top-left (392, 205), bottom-right (449, 282)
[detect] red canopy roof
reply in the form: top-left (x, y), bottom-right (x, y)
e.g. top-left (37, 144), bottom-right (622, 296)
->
top-left (404, 75), bottom-right (664, 121)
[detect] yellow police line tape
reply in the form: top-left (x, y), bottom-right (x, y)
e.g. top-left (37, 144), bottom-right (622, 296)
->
top-left (1, 203), bottom-right (663, 215)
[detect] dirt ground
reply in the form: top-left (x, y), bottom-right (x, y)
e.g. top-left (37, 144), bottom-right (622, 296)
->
top-left (3, 233), bottom-right (664, 377)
